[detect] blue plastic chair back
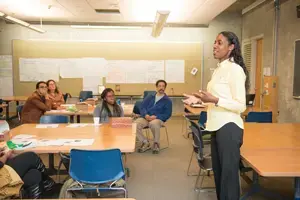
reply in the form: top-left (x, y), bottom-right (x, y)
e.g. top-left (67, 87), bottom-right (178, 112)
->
top-left (133, 101), bottom-right (142, 114)
top-left (79, 91), bottom-right (93, 101)
top-left (69, 149), bottom-right (125, 184)
top-left (246, 111), bottom-right (272, 123)
top-left (143, 91), bottom-right (156, 99)
top-left (40, 115), bottom-right (69, 124)
top-left (198, 111), bottom-right (207, 128)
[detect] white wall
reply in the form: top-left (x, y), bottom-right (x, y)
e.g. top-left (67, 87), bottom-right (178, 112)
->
top-left (0, 11), bottom-right (242, 88)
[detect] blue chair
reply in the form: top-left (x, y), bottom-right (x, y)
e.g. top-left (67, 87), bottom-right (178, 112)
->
top-left (143, 90), bottom-right (156, 99)
top-left (79, 91), bottom-right (93, 101)
top-left (40, 115), bottom-right (69, 124)
top-left (16, 105), bottom-right (24, 121)
top-left (198, 111), bottom-right (207, 129)
top-left (133, 100), bottom-right (142, 115)
top-left (246, 111), bottom-right (272, 123)
top-left (64, 149), bottom-right (127, 197)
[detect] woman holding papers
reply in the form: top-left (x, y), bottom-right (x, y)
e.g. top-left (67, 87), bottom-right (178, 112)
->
top-left (47, 79), bottom-right (65, 109)
top-left (184, 31), bottom-right (248, 200)
top-left (93, 88), bottom-right (124, 123)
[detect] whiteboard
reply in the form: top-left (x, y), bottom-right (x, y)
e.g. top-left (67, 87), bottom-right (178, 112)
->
top-left (165, 60), bottom-right (185, 83)
top-left (19, 58), bottom-right (60, 82)
top-left (106, 60), bottom-right (164, 84)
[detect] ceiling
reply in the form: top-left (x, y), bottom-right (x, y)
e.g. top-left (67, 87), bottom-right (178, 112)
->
top-left (226, 0), bottom-right (257, 12)
top-left (0, 0), bottom-right (240, 25)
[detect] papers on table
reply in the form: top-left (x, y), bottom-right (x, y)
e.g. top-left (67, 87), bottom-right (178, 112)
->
top-left (37, 139), bottom-right (94, 146)
top-left (66, 124), bottom-right (88, 128)
top-left (13, 134), bottom-right (36, 139)
top-left (36, 124), bottom-right (59, 128)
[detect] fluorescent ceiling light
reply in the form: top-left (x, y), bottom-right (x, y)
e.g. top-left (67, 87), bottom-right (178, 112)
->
top-left (70, 25), bottom-right (142, 29)
top-left (5, 15), bottom-right (30, 27)
top-left (0, 11), bottom-right (5, 17)
top-left (28, 25), bottom-right (46, 33)
top-left (151, 10), bottom-right (170, 38)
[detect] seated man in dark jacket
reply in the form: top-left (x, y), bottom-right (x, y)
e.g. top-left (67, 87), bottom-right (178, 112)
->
top-left (136, 80), bottom-right (172, 154)
top-left (21, 81), bottom-right (53, 124)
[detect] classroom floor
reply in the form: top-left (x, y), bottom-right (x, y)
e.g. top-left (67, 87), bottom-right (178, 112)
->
top-left (9, 116), bottom-right (294, 200)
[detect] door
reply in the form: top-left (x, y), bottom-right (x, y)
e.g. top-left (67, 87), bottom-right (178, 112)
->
top-left (255, 39), bottom-right (263, 108)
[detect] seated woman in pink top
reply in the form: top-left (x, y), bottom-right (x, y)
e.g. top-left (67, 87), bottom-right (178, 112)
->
top-left (46, 80), bottom-right (65, 109)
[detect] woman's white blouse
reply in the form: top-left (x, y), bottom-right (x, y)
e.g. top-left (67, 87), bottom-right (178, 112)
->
top-left (206, 58), bottom-right (246, 131)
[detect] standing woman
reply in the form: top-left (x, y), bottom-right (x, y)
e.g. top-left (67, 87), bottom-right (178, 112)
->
top-left (184, 31), bottom-right (248, 200)
top-left (46, 80), bottom-right (65, 109)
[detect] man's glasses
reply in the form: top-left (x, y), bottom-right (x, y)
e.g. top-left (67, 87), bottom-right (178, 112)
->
top-left (39, 86), bottom-right (47, 89)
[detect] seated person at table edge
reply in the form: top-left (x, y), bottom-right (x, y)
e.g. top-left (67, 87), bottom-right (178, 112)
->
top-left (136, 80), bottom-right (172, 154)
top-left (21, 81), bottom-right (53, 124)
top-left (47, 79), bottom-right (65, 109)
top-left (93, 88), bottom-right (124, 123)
top-left (0, 149), bottom-right (57, 199)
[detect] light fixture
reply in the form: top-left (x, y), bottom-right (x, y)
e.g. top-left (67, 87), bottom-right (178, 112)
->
top-left (0, 11), bottom-right (5, 17)
top-left (70, 25), bottom-right (142, 29)
top-left (151, 10), bottom-right (170, 38)
top-left (28, 25), bottom-right (46, 33)
top-left (5, 15), bottom-right (30, 27)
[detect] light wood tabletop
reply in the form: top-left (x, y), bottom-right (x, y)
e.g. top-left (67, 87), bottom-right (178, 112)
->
top-left (5, 123), bottom-right (136, 154)
top-left (1, 96), bottom-right (28, 102)
top-left (241, 123), bottom-right (300, 199)
top-left (242, 123), bottom-right (300, 150)
top-left (241, 148), bottom-right (300, 177)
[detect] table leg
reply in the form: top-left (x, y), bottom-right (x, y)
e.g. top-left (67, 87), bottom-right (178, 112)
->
top-left (47, 153), bottom-right (56, 175)
top-left (70, 116), bottom-right (74, 123)
top-left (5, 101), bottom-right (9, 120)
top-left (240, 171), bottom-right (285, 200)
top-left (77, 115), bottom-right (80, 123)
top-left (295, 177), bottom-right (300, 200)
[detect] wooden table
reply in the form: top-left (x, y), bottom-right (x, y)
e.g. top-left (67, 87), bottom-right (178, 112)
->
top-left (45, 104), bottom-right (134, 123)
top-left (1, 96), bottom-right (28, 120)
top-left (8, 123), bottom-right (136, 154)
top-left (5, 123), bottom-right (136, 174)
top-left (241, 123), bottom-right (300, 200)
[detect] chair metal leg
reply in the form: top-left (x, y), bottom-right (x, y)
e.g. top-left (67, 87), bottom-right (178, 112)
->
top-left (194, 168), bottom-right (215, 192)
top-left (57, 159), bottom-right (63, 183)
top-left (164, 126), bottom-right (170, 147)
top-left (187, 150), bottom-right (198, 176)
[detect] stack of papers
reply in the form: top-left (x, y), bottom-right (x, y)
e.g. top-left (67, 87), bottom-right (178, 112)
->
top-left (36, 124), bottom-right (59, 128)
top-left (37, 139), bottom-right (94, 146)
top-left (66, 124), bottom-right (88, 128)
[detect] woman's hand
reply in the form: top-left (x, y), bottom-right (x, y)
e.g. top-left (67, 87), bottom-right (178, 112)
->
top-left (183, 94), bottom-right (201, 105)
top-left (193, 90), bottom-right (219, 104)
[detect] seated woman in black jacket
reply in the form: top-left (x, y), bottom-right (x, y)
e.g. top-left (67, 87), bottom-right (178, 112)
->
top-left (0, 149), bottom-right (56, 199)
